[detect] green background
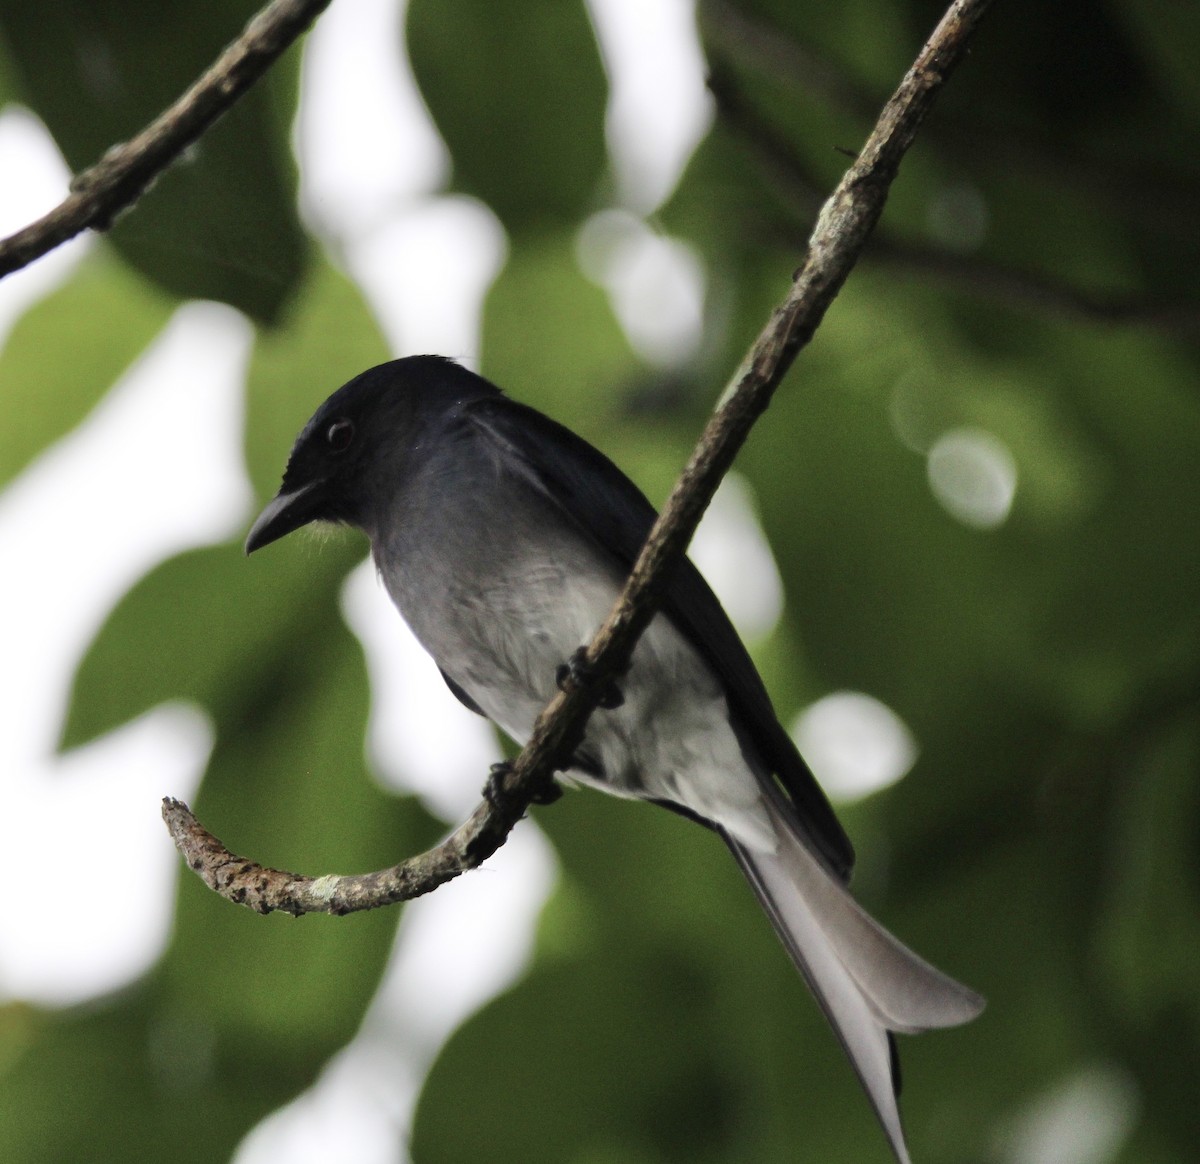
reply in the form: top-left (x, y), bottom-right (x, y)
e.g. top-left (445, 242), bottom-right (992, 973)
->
top-left (1, 0), bottom-right (1198, 1160)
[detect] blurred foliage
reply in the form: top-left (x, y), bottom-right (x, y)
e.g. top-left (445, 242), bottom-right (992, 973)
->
top-left (407, 0), bottom-right (609, 234)
top-left (1, 0), bottom-right (1199, 1162)
top-left (0, 0), bottom-right (307, 323)
top-left (0, 250), bottom-right (172, 488)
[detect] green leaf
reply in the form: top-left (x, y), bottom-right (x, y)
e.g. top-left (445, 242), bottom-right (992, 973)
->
top-left (0, 0), bottom-right (307, 323)
top-left (0, 250), bottom-right (172, 487)
top-left (60, 538), bottom-right (359, 751)
top-left (163, 613), bottom-right (441, 1043)
top-left (407, 0), bottom-right (608, 233)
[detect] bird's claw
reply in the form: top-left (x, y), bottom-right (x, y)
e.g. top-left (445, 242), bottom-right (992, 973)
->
top-left (483, 761), bottom-right (516, 811)
top-left (555, 647), bottom-right (624, 710)
top-left (528, 777), bottom-right (563, 806)
top-left (483, 760), bottom-right (562, 812)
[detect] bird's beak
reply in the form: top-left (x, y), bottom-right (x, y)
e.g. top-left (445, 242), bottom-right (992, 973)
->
top-left (245, 481), bottom-right (324, 554)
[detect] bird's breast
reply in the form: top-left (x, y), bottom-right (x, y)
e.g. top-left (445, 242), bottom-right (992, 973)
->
top-left (370, 467), bottom-right (774, 847)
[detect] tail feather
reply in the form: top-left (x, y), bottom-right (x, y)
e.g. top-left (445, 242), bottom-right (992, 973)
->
top-left (724, 798), bottom-right (984, 1164)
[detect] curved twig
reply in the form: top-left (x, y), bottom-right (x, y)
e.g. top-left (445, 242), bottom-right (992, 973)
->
top-left (164, 0), bottom-right (996, 915)
top-left (0, 0), bottom-right (332, 281)
top-left (163, 792), bottom-right (530, 915)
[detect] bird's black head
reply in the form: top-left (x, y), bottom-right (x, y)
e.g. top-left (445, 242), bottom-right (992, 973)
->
top-left (245, 355), bottom-right (499, 554)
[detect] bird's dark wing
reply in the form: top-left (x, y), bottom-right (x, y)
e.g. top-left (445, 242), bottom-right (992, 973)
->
top-left (440, 667), bottom-right (486, 716)
top-left (463, 395), bottom-right (855, 881)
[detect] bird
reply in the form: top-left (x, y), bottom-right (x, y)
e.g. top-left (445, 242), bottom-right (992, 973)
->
top-left (245, 355), bottom-right (984, 1163)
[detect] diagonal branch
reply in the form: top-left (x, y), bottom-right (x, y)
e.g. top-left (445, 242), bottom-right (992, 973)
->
top-left (164, 0), bottom-right (997, 916)
top-left (0, 0), bottom-right (332, 282)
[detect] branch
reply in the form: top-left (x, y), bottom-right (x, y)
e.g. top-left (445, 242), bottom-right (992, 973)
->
top-left (163, 790), bottom-right (534, 916)
top-left (164, 0), bottom-right (996, 915)
top-left (0, 0), bottom-right (332, 282)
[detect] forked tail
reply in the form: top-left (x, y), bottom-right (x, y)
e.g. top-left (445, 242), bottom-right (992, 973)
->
top-left (724, 798), bottom-right (984, 1164)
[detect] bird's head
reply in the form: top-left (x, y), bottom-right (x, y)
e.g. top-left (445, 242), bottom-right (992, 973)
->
top-left (245, 355), bottom-right (497, 554)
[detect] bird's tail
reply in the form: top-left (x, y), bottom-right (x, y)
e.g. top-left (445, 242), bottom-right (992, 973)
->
top-left (723, 797), bottom-right (984, 1164)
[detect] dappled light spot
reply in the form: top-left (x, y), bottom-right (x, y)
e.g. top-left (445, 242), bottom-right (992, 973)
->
top-left (997, 1064), bottom-right (1139, 1164)
top-left (0, 707), bottom-right (209, 1006)
top-left (691, 471), bottom-right (784, 643)
top-left (791, 691), bottom-right (919, 804)
top-left (0, 105), bottom-right (88, 350)
top-left (0, 302), bottom-right (251, 1004)
top-left (925, 180), bottom-right (990, 252)
top-left (577, 208), bottom-right (705, 368)
top-left (294, 0), bottom-right (447, 231)
top-left (345, 197), bottom-right (507, 362)
top-left (583, 0), bottom-right (713, 213)
top-left (294, 0), bottom-right (504, 364)
top-left (887, 368), bottom-right (944, 454)
top-left (927, 426), bottom-right (1018, 529)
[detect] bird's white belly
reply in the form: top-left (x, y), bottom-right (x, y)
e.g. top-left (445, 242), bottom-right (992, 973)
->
top-left (401, 555), bottom-right (776, 851)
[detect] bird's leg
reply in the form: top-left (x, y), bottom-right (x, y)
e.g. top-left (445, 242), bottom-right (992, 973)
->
top-left (555, 646), bottom-right (624, 709)
top-left (483, 760), bottom-right (563, 812)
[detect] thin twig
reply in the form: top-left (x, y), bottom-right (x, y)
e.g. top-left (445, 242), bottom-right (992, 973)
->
top-left (163, 0), bottom-right (997, 915)
top-left (0, 0), bottom-right (332, 281)
top-left (163, 793), bottom-right (529, 915)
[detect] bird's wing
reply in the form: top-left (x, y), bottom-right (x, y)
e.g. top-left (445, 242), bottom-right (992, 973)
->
top-left (439, 667), bottom-right (487, 716)
top-left (462, 395), bottom-right (855, 880)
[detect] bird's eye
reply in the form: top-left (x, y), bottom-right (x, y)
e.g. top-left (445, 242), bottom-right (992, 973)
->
top-left (326, 418), bottom-right (355, 452)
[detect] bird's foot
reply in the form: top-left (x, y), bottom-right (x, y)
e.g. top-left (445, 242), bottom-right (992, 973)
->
top-left (555, 647), bottom-right (624, 709)
top-left (529, 776), bottom-right (564, 805)
top-left (483, 760), bottom-right (562, 813)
